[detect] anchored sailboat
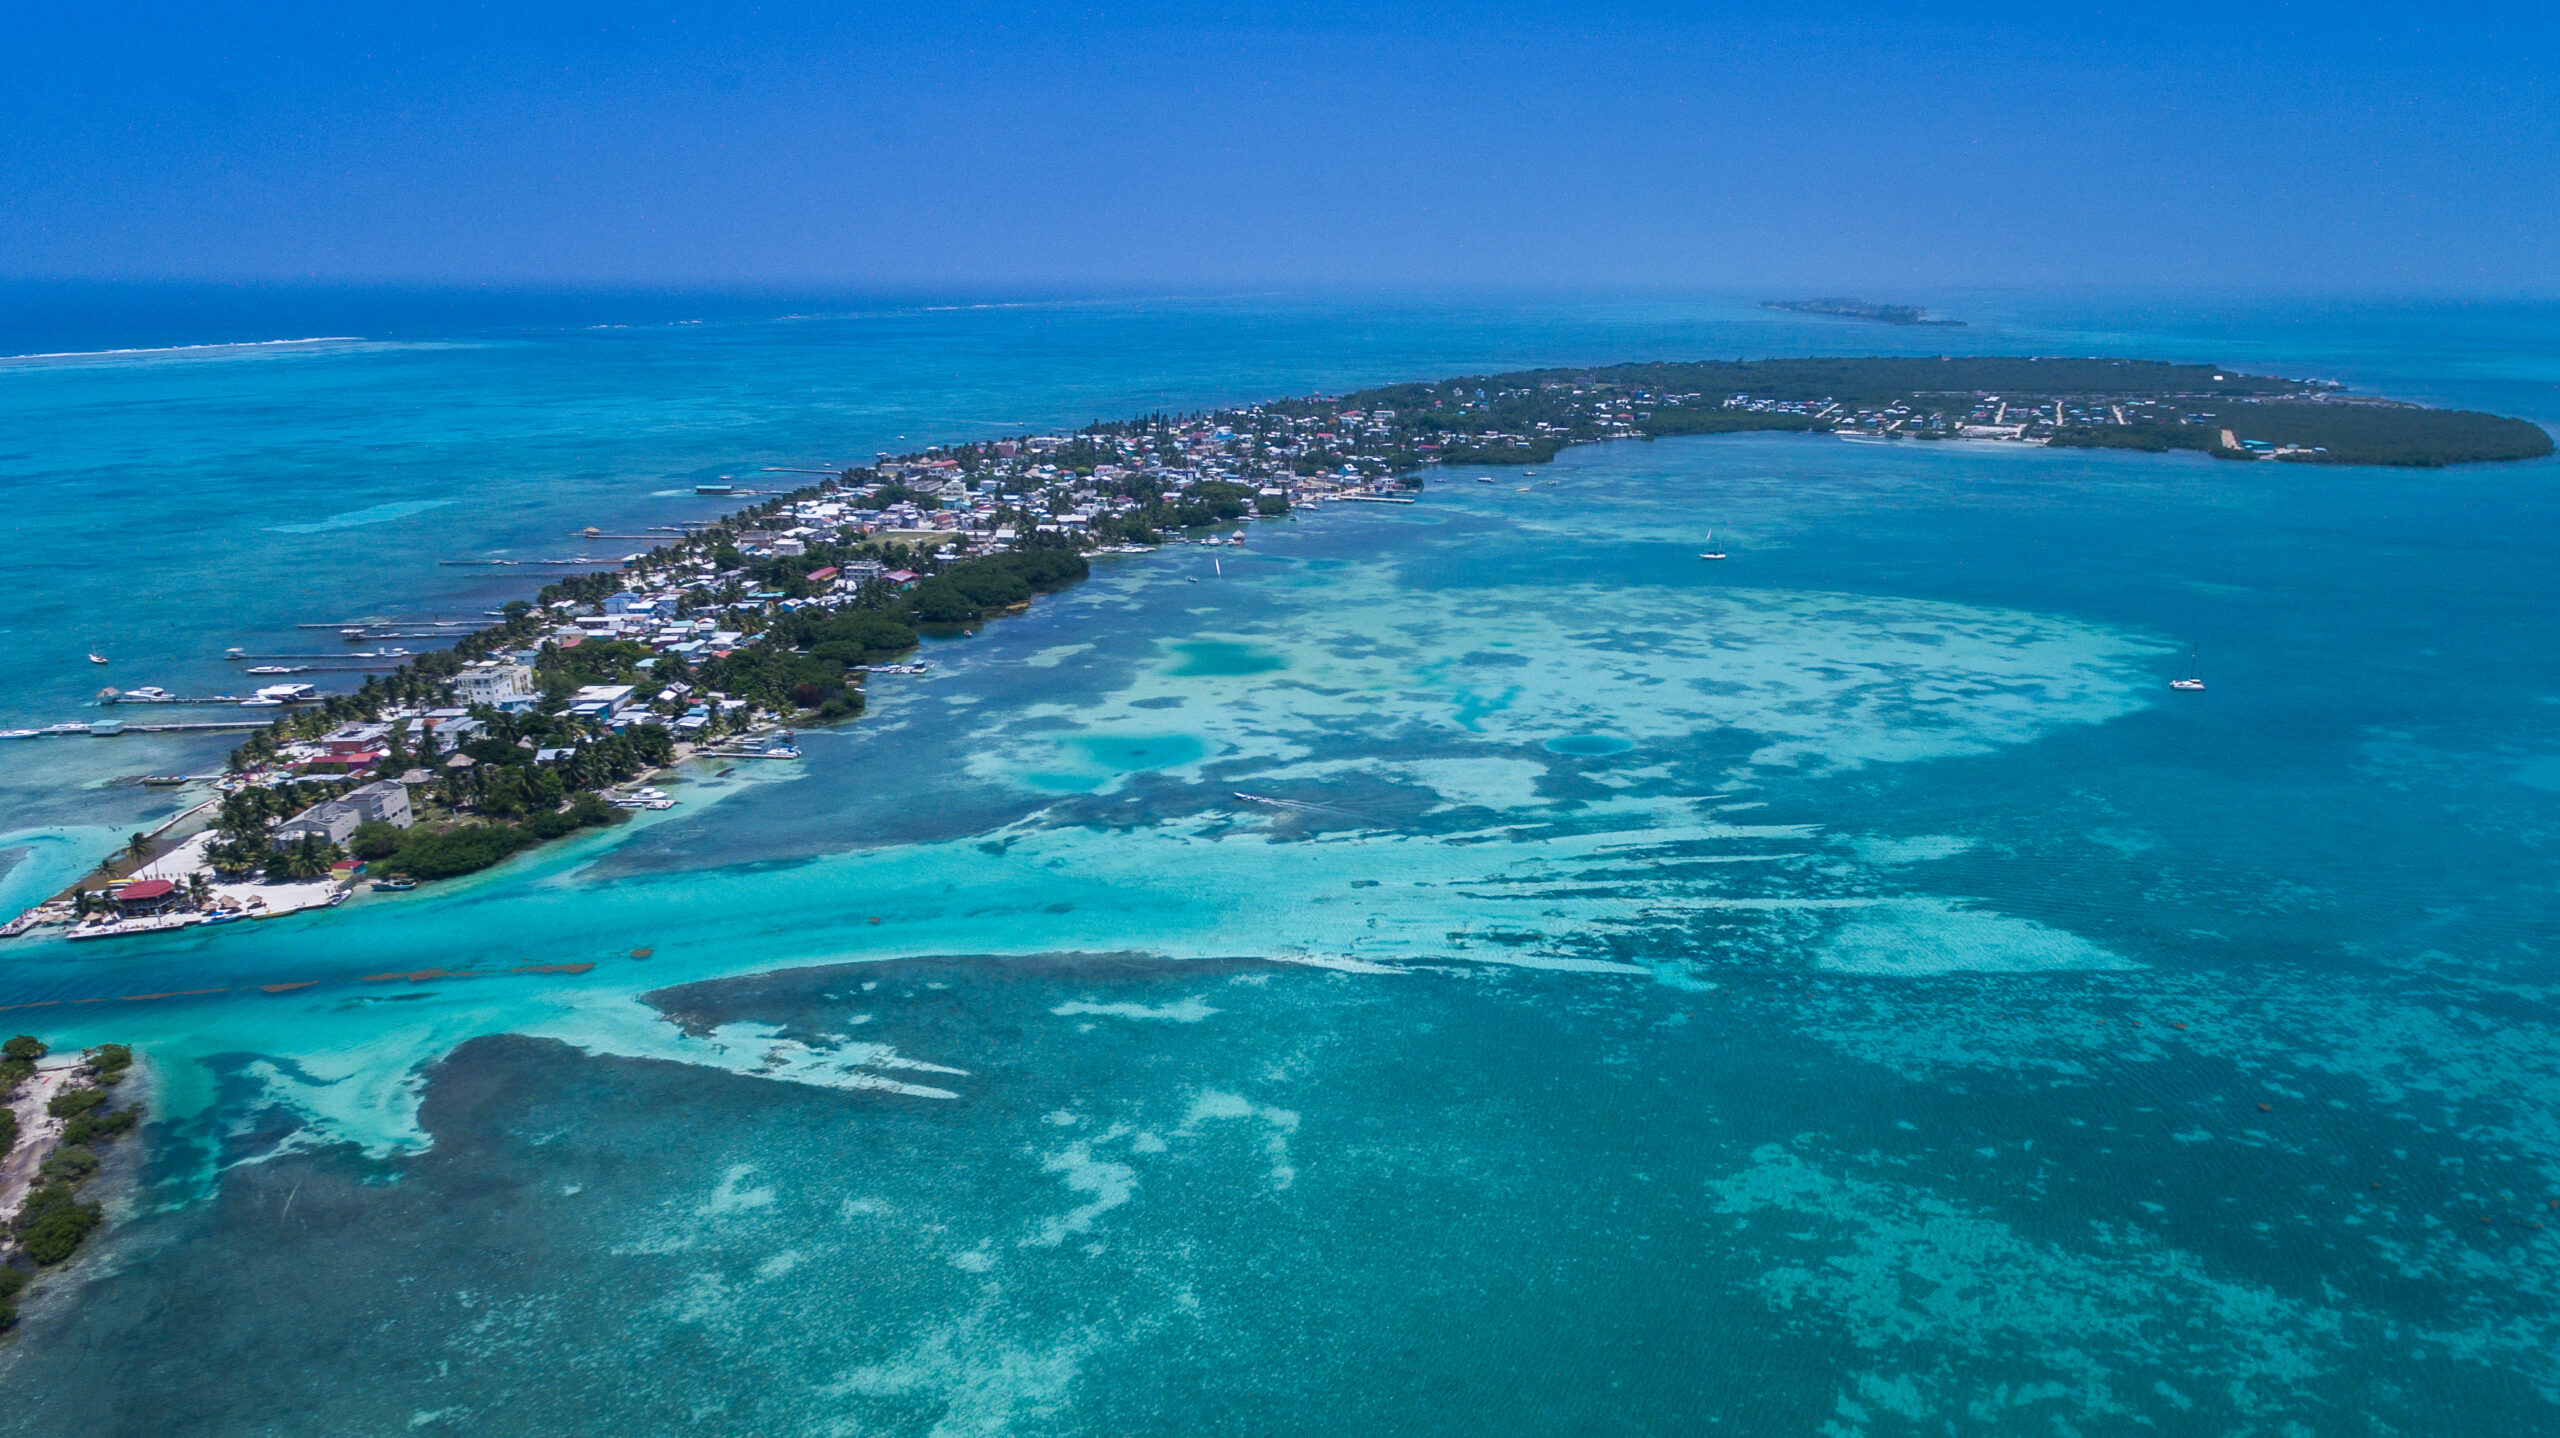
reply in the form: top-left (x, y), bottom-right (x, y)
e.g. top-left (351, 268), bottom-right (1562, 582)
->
top-left (2170, 646), bottom-right (2205, 691)
top-left (1698, 530), bottom-right (1727, 561)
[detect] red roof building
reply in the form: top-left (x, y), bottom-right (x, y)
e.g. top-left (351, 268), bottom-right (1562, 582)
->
top-left (113, 878), bottom-right (180, 913)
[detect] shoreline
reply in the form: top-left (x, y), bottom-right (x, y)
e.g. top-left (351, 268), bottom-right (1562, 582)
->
top-left (0, 1060), bottom-right (81, 1230)
top-left (9, 354), bottom-right (2548, 944)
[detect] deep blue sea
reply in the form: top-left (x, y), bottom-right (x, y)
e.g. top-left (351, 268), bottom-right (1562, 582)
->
top-left (0, 289), bottom-right (2556, 1435)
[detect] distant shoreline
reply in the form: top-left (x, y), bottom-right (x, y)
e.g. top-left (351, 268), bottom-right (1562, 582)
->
top-left (1761, 298), bottom-right (1965, 327)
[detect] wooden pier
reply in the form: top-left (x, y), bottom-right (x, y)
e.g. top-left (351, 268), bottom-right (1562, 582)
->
top-left (437, 557), bottom-right (632, 567)
top-left (10, 719), bottom-right (278, 737)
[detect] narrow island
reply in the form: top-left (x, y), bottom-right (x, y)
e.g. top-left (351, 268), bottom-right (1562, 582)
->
top-left (1763, 298), bottom-right (1967, 326)
top-left (5, 355), bottom-right (2546, 936)
top-left (1, 1035), bottom-right (143, 1329)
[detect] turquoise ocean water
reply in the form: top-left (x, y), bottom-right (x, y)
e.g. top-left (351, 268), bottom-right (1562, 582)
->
top-left (0, 291), bottom-right (2556, 1434)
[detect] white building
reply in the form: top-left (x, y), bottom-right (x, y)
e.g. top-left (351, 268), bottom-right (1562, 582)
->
top-left (456, 661), bottom-right (536, 710)
top-left (272, 780), bottom-right (415, 849)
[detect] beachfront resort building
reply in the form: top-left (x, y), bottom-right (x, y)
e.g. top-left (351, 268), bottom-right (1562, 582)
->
top-left (271, 780), bottom-right (416, 849)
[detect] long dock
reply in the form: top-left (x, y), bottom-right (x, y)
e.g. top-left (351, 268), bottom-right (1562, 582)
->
top-left (102, 695), bottom-right (320, 708)
top-left (7, 720), bottom-right (276, 737)
top-left (294, 619), bottom-right (485, 630)
top-left (437, 558), bottom-right (631, 567)
top-left (224, 655), bottom-right (417, 665)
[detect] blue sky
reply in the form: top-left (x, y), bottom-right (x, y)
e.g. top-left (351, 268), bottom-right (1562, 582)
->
top-left (0, 1), bottom-right (2550, 290)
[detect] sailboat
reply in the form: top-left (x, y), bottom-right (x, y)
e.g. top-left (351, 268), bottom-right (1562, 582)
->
top-left (1698, 530), bottom-right (1727, 561)
top-left (87, 652), bottom-right (108, 664)
top-left (2170, 647), bottom-right (2205, 691)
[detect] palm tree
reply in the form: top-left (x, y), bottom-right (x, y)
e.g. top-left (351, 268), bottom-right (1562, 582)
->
top-left (125, 831), bottom-right (152, 862)
top-left (275, 834), bottom-right (339, 881)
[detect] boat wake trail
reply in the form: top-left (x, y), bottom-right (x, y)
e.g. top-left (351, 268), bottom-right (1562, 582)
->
top-left (1232, 791), bottom-right (1370, 822)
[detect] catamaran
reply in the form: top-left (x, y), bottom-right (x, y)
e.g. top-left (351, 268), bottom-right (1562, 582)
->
top-left (2171, 647), bottom-right (2205, 691)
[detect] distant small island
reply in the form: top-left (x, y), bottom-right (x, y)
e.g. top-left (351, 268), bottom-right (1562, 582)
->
top-left (1763, 298), bottom-right (1966, 327)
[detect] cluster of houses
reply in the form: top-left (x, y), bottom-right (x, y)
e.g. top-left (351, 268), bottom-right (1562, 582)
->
top-left (714, 414), bottom-right (1434, 562)
top-left (209, 408), bottom-right (1445, 866)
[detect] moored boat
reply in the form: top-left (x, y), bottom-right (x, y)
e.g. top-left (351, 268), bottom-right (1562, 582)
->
top-left (2171, 646), bottom-right (2206, 691)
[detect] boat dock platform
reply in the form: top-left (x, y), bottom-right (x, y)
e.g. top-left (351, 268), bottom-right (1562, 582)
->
top-left (437, 556), bottom-right (634, 568)
top-left (4, 719), bottom-right (277, 739)
top-left (224, 655), bottom-right (416, 666)
top-left (294, 620), bottom-right (482, 630)
top-left (100, 693), bottom-right (324, 707)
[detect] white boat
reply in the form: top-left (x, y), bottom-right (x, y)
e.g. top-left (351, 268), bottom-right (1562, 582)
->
top-left (239, 697), bottom-right (285, 707)
top-left (0, 729), bottom-right (38, 740)
top-left (88, 652), bottom-right (108, 664)
top-left (246, 665), bottom-right (308, 675)
top-left (123, 686), bottom-right (174, 702)
top-left (1699, 530), bottom-right (1728, 561)
top-left (2170, 646), bottom-right (2205, 691)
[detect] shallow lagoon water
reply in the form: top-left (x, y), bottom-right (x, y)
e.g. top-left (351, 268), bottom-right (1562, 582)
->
top-left (1, 296), bottom-right (2558, 1434)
